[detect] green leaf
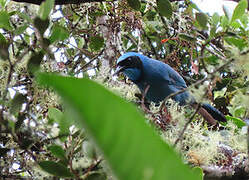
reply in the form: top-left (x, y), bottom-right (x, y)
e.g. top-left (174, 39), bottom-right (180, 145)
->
top-left (48, 107), bottom-right (63, 122)
top-left (34, 17), bottom-right (50, 36)
top-left (192, 167), bottom-right (204, 179)
top-left (220, 16), bottom-right (229, 29)
top-left (234, 106), bottom-right (246, 118)
top-left (89, 35), bottom-right (104, 51)
top-left (231, 0), bottom-right (248, 23)
top-left (0, 11), bottom-right (12, 30)
top-left (38, 0), bottom-right (55, 20)
top-left (14, 24), bottom-right (28, 35)
top-left (0, 39), bottom-right (9, 60)
top-left (48, 145), bottom-right (68, 163)
top-left (179, 33), bottom-right (197, 42)
top-left (226, 115), bottom-right (246, 129)
top-left (48, 108), bottom-right (71, 140)
top-left (127, 0), bottom-right (141, 11)
top-left (39, 161), bottom-right (74, 178)
top-left (156, 0), bottom-right (172, 18)
top-left (36, 73), bottom-right (200, 180)
top-left (211, 13), bottom-right (220, 27)
top-left (10, 93), bottom-right (27, 114)
top-left (224, 37), bottom-right (246, 50)
top-left (0, 0), bottom-right (8, 9)
top-left (196, 13), bottom-right (208, 29)
top-left (27, 51), bottom-right (44, 75)
top-left (85, 172), bottom-right (107, 180)
top-left (49, 24), bottom-right (70, 43)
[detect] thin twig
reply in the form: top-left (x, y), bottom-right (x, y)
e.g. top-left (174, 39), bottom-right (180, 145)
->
top-left (173, 103), bottom-right (201, 147)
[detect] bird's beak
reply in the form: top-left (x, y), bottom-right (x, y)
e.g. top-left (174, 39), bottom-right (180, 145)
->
top-left (113, 65), bottom-right (125, 76)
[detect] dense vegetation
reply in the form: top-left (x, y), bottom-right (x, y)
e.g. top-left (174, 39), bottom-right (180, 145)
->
top-left (0, 0), bottom-right (248, 179)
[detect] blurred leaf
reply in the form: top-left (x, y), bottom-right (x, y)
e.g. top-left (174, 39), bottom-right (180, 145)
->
top-left (211, 13), bottom-right (220, 27)
top-left (49, 24), bottom-right (70, 43)
top-left (234, 106), bottom-right (246, 118)
top-left (156, 0), bottom-right (172, 18)
top-left (39, 161), bottom-right (74, 178)
top-left (48, 108), bottom-right (70, 140)
top-left (89, 35), bottom-right (104, 51)
top-left (127, 0), bottom-right (141, 11)
top-left (14, 24), bottom-right (28, 35)
top-left (0, 32), bottom-right (6, 43)
top-left (17, 11), bottom-right (32, 23)
top-left (231, 0), bottom-right (248, 23)
top-left (230, 20), bottom-right (241, 29)
top-left (179, 33), bottom-right (197, 42)
top-left (0, 0), bottom-right (8, 8)
top-left (226, 115), bottom-right (246, 128)
top-left (85, 172), bottom-right (107, 180)
top-left (48, 145), bottom-right (68, 163)
top-left (15, 113), bottom-right (25, 131)
top-left (224, 37), bottom-right (246, 50)
top-left (34, 17), bottom-right (49, 36)
top-left (220, 16), bottom-right (229, 29)
top-left (38, 0), bottom-right (55, 20)
top-left (0, 11), bottom-right (13, 30)
top-left (20, 139), bottom-right (33, 150)
top-left (196, 13), bottom-right (208, 29)
top-left (0, 40), bottom-right (9, 60)
top-left (48, 107), bottom-right (63, 122)
top-left (82, 141), bottom-right (97, 159)
top-left (0, 148), bottom-right (10, 157)
top-left (37, 73), bottom-right (200, 180)
top-left (10, 93), bottom-right (27, 114)
top-left (192, 167), bottom-right (204, 180)
top-left (27, 51), bottom-right (44, 75)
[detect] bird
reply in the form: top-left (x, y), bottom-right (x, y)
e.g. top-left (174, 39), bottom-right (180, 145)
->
top-left (114, 52), bottom-right (226, 125)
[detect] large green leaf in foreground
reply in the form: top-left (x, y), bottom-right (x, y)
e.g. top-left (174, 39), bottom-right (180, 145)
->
top-left (37, 73), bottom-right (200, 180)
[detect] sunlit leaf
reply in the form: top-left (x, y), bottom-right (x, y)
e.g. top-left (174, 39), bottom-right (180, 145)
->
top-left (231, 0), bottom-right (248, 23)
top-left (0, 11), bottom-right (13, 30)
top-left (37, 73), bottom-right (200, 180)
top-left (226, 115), bottom-right (246, 129)
top-left (38, 0), bottom-right (55, 20)
top-left (156, 0), bottom-right (172, 18)
top-left (49, 24), bottom-right (70, 43)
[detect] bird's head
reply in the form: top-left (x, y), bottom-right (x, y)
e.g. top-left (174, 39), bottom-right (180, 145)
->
top-left (114, 52), bottom-right (143, 82)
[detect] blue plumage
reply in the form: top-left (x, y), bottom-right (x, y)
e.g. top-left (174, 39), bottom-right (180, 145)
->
top-left (115, 52), bottom-right (226, 123)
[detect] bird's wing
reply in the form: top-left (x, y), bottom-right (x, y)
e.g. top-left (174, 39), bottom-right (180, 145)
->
top-left (146, 59), bottom-right (187, 89)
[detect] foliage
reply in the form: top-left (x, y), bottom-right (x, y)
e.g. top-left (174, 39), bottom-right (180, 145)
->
top-left (0, 0), bottom-right (248, 179)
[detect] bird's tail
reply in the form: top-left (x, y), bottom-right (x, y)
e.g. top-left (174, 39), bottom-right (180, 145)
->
top-left (201, 103), bottom-right (227, 122)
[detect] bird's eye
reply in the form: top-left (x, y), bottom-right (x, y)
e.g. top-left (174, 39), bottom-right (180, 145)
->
top-left (128, 57), bottom-right (132, 61)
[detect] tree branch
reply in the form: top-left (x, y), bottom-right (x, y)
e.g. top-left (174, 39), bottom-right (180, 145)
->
top-left (11, 0), bottom-right (116, 5)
